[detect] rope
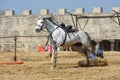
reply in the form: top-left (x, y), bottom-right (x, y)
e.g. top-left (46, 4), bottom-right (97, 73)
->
top-left (82, 18), bottom-right (89, 30)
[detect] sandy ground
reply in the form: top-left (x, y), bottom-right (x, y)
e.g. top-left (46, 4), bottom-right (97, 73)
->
top-left (0, 51), bottom-right (120, 80)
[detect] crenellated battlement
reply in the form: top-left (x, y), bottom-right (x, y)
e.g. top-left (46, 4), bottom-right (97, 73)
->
top-left (3, 7), bottom-right (120, 16)
top-left (22, 10), bottom-right (32, 15)
top-left (92, 7), bottom-right (103, 13)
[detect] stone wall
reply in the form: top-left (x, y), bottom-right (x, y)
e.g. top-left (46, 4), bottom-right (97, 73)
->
top-left (0, 7), bottom-right (120, 52)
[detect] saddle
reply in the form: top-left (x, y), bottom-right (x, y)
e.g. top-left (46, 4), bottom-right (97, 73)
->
top-left (60, 23), bottom-right (78, 33)
top-left (64, 25), bottom-right (78, 33)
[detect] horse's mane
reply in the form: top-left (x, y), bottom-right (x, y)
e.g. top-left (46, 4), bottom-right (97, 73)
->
top-left (46, 18), bottom-right (58, 26)
top-left (45, 18), bottom-right (62, 29)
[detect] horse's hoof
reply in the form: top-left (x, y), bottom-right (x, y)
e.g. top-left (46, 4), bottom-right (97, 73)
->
top-left (50, 66), bottom-right (56, 69)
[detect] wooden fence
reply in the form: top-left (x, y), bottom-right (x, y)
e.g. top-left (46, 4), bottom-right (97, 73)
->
top-left (0, 36), bottom-right (47, 61)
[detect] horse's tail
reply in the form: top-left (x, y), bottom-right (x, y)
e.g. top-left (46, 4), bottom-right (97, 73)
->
top-left (84, 32), bottom-right (92, 43)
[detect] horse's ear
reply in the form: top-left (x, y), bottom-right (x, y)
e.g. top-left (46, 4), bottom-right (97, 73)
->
top-left (48, 14), bottom-right (56, 20)
top-left (46, 14), bottom-right (53, 18)
top-left (38, 16), bottom-right (44, 20)
top-left (49, 14), bottom-right (53, 18)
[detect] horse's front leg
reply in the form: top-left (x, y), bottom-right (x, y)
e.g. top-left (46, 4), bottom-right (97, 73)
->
top-left (51, 47), bottom-right (57, 69)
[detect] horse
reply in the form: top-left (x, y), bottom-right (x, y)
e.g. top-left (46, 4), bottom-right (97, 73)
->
top-left (35, 16), bottom-right (93, 69)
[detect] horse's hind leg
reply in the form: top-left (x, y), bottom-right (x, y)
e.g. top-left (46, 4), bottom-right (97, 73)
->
top-left (82, 45), bottom-right (90, 66)
top-left (85, 51), bottom-right (90, 66)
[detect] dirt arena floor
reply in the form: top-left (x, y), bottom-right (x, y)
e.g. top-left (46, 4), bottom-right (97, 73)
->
top-left (0, 51), bottom-right (120, 80)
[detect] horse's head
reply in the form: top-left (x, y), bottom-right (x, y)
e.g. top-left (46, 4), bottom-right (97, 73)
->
top-left (35, 15), bottom-right (53, 33)
top-left (35, 17), bottom-right (45, 33)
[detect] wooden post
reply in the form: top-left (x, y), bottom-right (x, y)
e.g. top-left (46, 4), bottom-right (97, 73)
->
top-left (14, 36), bottom-right (17, 61)
top-left (111, 42), bottom-right (115, 51)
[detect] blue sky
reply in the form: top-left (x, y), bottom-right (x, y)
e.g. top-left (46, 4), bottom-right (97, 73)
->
top-left (0, 0), bottom-right (120, 14)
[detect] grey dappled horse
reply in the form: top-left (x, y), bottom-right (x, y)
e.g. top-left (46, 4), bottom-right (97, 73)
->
top-left (35, 16), bottom-right (93, 69)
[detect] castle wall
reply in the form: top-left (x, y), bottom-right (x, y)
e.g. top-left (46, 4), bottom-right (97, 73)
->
top-left (0, 7), bottom-right (120, 52)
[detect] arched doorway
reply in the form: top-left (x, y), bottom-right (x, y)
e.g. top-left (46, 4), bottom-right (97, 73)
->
top-left (115, 40), bottom-right (120, 51)
top-left (100, 40), bottom-right (111, 51)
